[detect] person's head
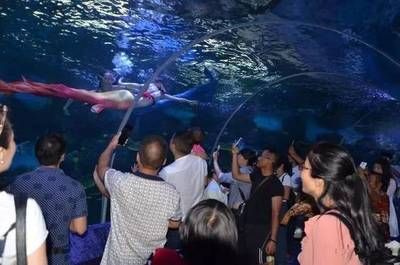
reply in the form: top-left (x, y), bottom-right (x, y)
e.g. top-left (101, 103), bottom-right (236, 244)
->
top-left (301, 142), bottom-right (384, 263)
top-left (275, 154), bottom-right (292, 177)
top-left (367, 171), bottom-right (383, 192)
top-left (35, 133), bottom-right (66, 167)
top-left (0, 105), bottom-right (16, 173)
top-left (101, 71), bottom-right (116, 86)
top-left (180, 199), bottom-right (239, 265)
top-left (301, 142), bottom-right (359, 201)
top-left (237, 148), bottom-right (257, 167)
top-left (137, 135), bottom-right (167, 171)
top-left (170, 131), bottom-right (193, 156)
top-left (372, 157), bottom-right (393, 192)
top-left (256, 147), bottom-right (279, 172)
top-left (190, 127), bottom-right (205, 145)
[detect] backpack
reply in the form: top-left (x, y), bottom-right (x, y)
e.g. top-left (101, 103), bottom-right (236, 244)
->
top-left (326, 211), bottom-right (398, 265)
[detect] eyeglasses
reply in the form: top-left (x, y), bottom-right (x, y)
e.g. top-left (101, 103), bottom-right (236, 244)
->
top-left (0, 105), bottom-right (8, 137)
top-left (298, 164), bottom-right (311, 171)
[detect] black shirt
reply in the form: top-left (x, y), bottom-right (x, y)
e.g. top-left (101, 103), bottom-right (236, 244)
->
top-left (245, 170), bottom-right (284, 226)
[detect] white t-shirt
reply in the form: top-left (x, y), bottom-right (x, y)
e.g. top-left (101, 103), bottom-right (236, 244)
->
top-left (279, 173), bottom-right (292, 187)
top-left (0, 191), bottom-right (48, 265)
top-left (291, 165), bottom-right (301, 191)
top-left (160, 154), bottom-right (207, 218)
top-left (202, 179), bottom-right (227, 205)
top-left (102, 169), bottom-right (181, 265)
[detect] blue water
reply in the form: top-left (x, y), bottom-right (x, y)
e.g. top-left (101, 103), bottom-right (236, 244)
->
top-left (1, 0), bottom-right (400, 222)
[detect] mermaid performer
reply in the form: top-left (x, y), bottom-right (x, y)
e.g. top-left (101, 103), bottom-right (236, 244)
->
top-left (0, 73), bottom-right (197, 113)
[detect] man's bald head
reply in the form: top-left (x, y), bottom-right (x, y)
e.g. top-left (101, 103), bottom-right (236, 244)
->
top-left (138, 135), bottom-right (168, 170)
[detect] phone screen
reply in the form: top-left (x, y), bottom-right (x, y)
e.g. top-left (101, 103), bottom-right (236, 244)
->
top-left (118, 124), bottom-right (133, 145)
top-left (234, 137), bottom-right (243, 147)
top-left (359, 162), bottom-right (367, 170)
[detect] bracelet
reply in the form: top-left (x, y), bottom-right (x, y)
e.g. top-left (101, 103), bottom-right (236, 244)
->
top-left (268, 238), bottom-right (277, 244)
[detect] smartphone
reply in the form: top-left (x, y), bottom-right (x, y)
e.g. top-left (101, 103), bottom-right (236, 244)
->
top-left (216, 145), bottom-right (221, 152)
top-left (359, 161), bottom-right (367, 170)
top-left (234, 137), bottom-right (243, 147)
top-left (118, 124), bottom-right (133, 146)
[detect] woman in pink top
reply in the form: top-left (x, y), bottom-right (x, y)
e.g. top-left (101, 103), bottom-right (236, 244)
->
top-left (298, 142), bottom-right (391, 265)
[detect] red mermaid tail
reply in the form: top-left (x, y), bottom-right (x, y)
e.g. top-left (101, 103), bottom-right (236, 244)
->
top-left (0, 79), bottom-right (134, 112)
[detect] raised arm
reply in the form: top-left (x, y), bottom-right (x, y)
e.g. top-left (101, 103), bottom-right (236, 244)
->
top-left (93, 166), bottom-right (110, 197)
top-left (116, 78), bottom-right (143, 93)
top-left (232, 146), bottom-right (251, 183)
top-left (213, 151), bottom-right (223, 177)
top-left (95, 134), bottom-right (120, 191)
top-left (288, 143), bottom-right (304, 165)
top-left (163, 94), bottom-right (197, 105)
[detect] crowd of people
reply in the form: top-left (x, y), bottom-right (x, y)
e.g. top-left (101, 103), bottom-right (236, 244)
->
top-left (0, 105), bottom-right (399, 265)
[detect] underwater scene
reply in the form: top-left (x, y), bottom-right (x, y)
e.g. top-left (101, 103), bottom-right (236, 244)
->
top-left (1, 0), bottom-right (400, 223)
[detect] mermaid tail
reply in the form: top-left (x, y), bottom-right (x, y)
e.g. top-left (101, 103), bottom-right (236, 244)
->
top-left (0, 79), bottom-right (135, 111)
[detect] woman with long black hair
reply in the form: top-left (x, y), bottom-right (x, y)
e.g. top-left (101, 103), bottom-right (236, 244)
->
top-left (298, 142), bottom-right (390, 265)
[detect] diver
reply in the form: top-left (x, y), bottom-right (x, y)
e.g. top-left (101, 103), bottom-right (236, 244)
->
top-left (0, 72), bottom-right (198, 114)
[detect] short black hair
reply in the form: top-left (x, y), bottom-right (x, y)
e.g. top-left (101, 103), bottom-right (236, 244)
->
top-left (139, 135), bottom-right (167, 170)
top-left (172, 131), bottom-right (193, 155)
top-left (35, 133), bottom-right (66, 166)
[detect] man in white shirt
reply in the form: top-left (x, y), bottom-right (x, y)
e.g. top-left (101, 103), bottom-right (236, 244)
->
top-left (159, 130), bottom-right (207, 248)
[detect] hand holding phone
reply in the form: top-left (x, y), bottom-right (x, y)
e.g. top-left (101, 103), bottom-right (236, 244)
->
top-left (359, 162), bottom-right (367, 170)
top-left (118, 124), bottom-right (133, 146)
top-left (234, 137), bottom-right (243, 148)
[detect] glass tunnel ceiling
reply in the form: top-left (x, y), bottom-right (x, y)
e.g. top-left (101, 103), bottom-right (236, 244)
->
top-left (1, 0), bottom-right (400, 219)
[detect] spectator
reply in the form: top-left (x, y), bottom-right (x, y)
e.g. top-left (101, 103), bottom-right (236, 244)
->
top-left (95, 134), bottom-right (181, 265)
top-left (0, 105), bottom-right (48, 265)
top-left (8, 133), bottom-right (87, 265)
top-left (231, 146), bottom-right (283, 265)
top-left (202, 169), bottom-right (227, 204)
top-left (189, 127), bottom-right (208, 160)
top-left (298, 142), bottom-right (388, 265)
top-left (367, 171), bottom-right (390, 240)
top-left (159, 130), bottom-right (207, 248)
top-left (373, 158), bottom-right (398, 239)
top-left (213, 148), bottom-right (256, 209)
top-left (288, 142), bottom-right (304, 193)
top-left (151, 199), bottom-right (242, 265)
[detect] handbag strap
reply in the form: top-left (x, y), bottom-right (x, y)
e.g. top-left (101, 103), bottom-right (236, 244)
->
top-left (253, 175), bottom-right (272, 196)
top-left (14, 194), bottom-right (27, 265)
top-left (238, 187), bottom-right (246, 201)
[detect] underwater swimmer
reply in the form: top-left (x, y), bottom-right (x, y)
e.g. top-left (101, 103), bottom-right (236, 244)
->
top-left (0, 73), bottom-right (198, 114)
